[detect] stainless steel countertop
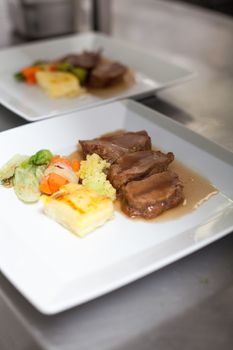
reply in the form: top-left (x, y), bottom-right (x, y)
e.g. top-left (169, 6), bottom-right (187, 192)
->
top-left (0, 1), bottom-right (233, 349)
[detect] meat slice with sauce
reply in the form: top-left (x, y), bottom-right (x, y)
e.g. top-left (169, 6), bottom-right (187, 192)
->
top-left (58, 51), bottom-right (101, 69)
top-left (108, 150), bottom-right (174, 190)
top-left (88, 61), bottom-right (127, 88)
top-left (120, 171), bottom-right (184, 219)
top-left (79, 130), bottom-right (151, 164)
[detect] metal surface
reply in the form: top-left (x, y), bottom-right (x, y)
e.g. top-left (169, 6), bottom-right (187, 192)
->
top-left (91, 0), bottom-right (112, 33)
top-left (0, 0), bottom-right (233, 349)
top-left (8, 0), bottom-right (77, 39)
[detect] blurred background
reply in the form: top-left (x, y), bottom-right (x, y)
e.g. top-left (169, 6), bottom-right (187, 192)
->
top-left (1, 0), bottom-right (233, 48)
top-left (175, 0), bottom-right (233, 15)
top-left (172, 0), bottom-right (233, 15)
top-left (0, 3), bottom-right (233, 350)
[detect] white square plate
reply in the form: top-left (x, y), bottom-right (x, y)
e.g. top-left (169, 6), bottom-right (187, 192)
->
top-left (0, 32), bottom-right (193, 121)
top-left (0, 100), bottom-right (233, 314)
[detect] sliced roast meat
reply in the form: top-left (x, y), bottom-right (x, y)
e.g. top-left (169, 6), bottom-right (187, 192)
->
top-left (88, 61), bottom-right (127, 88)
top-left (79, 130), bottom-right (151, 164)
top-left (59, 51), bottom-right (101, 69)
top-left (108, 150), bottom-right (174, 190)
top-left (120, 171), bottom-right (184, 219)
top-left (100, 130), bottom-right (151, 150)
top-left (79, 140), bottom-right (126, 164)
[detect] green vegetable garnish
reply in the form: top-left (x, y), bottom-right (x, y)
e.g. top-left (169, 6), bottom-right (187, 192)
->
top-left (14, 163), bottom-right (41, 203)
top-left (79, 153), bottom-right (116, 201)
top-left (57, 63), bottom-right (74, 72)
top-left (20, 159), bottom-right (31, 169)
top-left (14, 72), bottom-right (26, 82)
top-left (57, 63), bottom-right (88, 84)
top-left (71, 67), bottom-right (88, 84)
top-left (35, 164), bottom-right (47, 183)
top-left (32, 60), bottom-right (47, 66)
top-left (29, 149), bottom-right (53, 166)
top-left (0, 151), bottom-right (50, 203)
top-left (0, 154), bottom-right (29, 181)
top-left (81, 173), bottom-right (116, 201)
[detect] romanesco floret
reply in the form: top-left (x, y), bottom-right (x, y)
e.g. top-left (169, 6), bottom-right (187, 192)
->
top-left (79, 154), bottom-right (116, 201)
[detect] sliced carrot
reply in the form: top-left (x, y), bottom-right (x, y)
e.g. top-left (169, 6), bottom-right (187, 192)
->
top-left (21, 66), bottom-right (39, 85)
top-left (50, 155), bottom-right (61, 164)
top-left (40, 177), bottom-right (52, 195)
top-left (60, 158), bottom-right (72, 167)
top-left (71, 159), bottom-right (80, 172)
top-left (21, 66), bottom-right (39, 77)
top-left (26, 75), bottom-right (37, 85)
top-left (50, 155), bottom-right (72, 168)
top-left (48, 173), bottom-right (68, 193)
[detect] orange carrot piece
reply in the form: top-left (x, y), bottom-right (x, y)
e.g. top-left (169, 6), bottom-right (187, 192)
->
top-left (21, 66), bottom-right (39, 85)
top-left (50, 155), bottom-right (61, 164)
top-left (71, 159), bottom-right (80, 172)
top-left (26, 75), bottom-right (37, 85)
top-left (48, 173), bottom-right (68, 193)
top-left (50, 155), bottom-right (72, 168)
top-left (60, 158), bottom-right (72, 167)
top-left (22, 66), bottom-right (39, 77)
top-left (40, 178), bottom-right (52, 195)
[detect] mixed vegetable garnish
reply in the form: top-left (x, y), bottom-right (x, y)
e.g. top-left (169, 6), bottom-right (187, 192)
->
top-left (14, 61), bottom-right (88, 86)
top-left (0, 150), bottom-right (115, 203)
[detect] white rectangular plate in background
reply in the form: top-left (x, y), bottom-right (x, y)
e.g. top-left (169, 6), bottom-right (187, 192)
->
top-left (0, 100), bottom-right (232, 314)
top-left (0, 32), bottom-right (193, 121)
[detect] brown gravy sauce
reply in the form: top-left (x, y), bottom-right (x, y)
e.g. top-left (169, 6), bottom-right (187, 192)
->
top-left (86, 56), bottom-right (135, 98)
top-left (68, 149), bottom-right (83, 162)
top-left (87, 69), bottom-right (136, 98)
top-left (68, 149), bottom-right (218, 222)
top-left (156, 160), bottom-right (218, 221)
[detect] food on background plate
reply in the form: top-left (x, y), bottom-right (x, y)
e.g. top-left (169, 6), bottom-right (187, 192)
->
top-left (88, 61), bottom-right (127, 89)
top-left (14, 50), bottom-right (134, 98)
top-left (42, 184), bottom-right (114, 237)
top-left (36, 71), bottom-right (84, 98)
top-left (59, 51), bottom-right (101, 69)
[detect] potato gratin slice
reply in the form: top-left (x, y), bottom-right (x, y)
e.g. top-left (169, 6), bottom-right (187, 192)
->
top-left (42, 184), bottom-right (114, 237)
top-left (36, 71), bottom-right (84, 98)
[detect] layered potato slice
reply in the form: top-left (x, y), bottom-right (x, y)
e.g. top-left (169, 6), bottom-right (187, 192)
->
top-left (36, 71), bottom-right (84, 98)
top-left (42, 184), bottom-right (114, 237)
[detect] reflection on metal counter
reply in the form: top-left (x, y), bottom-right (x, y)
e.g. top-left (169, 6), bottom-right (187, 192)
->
top-left (8, 0), bottom-right (76, 38)
top-left (7, 0), bottom-right (112, 39)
